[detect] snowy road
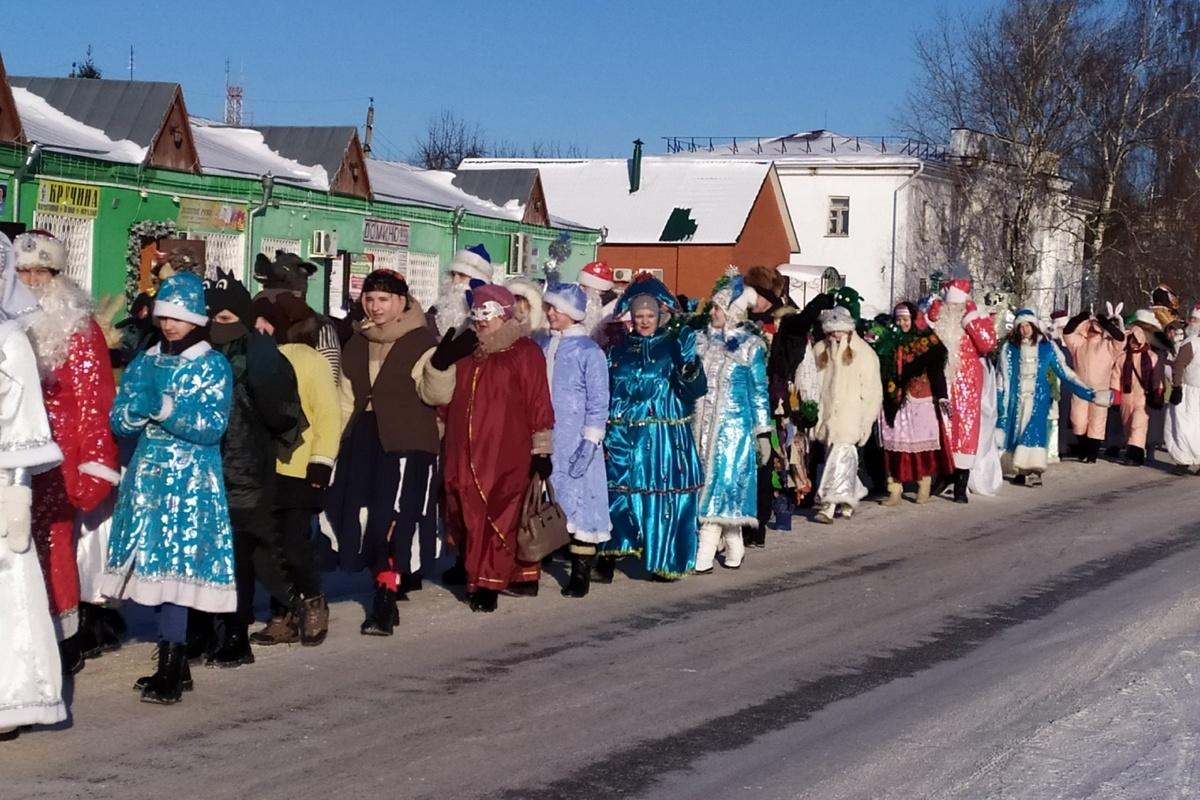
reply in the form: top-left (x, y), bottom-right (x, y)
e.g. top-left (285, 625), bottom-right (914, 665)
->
top-left (5, 459), bottom-right (1200, 799)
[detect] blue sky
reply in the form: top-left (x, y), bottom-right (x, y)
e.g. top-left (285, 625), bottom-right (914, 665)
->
top-left (3, 0), bottom-right (997, 160)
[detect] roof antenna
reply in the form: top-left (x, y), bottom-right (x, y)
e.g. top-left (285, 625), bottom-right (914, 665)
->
top-left (363, 97), bottom-right (375, 157)
top-left (129, 46), bottom-right (134, 81)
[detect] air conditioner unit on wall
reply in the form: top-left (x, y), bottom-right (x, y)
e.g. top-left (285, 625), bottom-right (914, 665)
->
top-left (310, 230), bottom-right (335, 258)
top-left (612, 267), bottom-right (663, 283)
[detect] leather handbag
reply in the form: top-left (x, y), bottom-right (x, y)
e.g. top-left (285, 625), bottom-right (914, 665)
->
top-left (516, 477), bottom-right (570, 563)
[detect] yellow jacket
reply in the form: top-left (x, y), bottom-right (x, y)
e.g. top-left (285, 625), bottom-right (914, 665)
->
top-left (277, 343), bottom-right (340, 478)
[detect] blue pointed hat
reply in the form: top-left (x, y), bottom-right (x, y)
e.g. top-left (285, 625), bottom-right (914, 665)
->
top-left (543, 282), bottom-right (587, 321)
top-left (154, 271), bottom-right (209, 326)
top-left (613, 272), bottom-right (679, 317)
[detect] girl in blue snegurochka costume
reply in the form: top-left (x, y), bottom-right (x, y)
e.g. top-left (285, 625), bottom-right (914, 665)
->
top-left (996, 308), bottom-right (1115, 487)
top-left (692, 269), bottom-right (772, 574)
top-left (597, 274), bottom-right (707, 582)
top-left (539, 283), bottom-right (612, 598)
top-left (100, 272), bottom-right (235, 706)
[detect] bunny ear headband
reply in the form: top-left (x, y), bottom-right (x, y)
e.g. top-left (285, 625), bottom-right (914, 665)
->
top-left (1105, 301), bottom-right (1124, 319)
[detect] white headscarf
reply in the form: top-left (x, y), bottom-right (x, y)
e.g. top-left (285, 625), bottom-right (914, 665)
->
top-left (0, 233), bottom-right (38, 322)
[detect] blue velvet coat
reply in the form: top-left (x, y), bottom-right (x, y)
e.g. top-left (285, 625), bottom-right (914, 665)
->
top-left (103, 341), bottom-right (236, 613)
top-left (601, 326), bottom-right (707, 579)
top-left (539, 326), bottom-right (612, 543)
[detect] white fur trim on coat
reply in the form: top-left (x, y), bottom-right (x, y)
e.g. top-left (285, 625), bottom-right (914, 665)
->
top-left (78, 461), bottom-right (120, 485)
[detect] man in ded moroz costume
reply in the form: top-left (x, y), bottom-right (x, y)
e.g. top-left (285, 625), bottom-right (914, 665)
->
top-left (927, 263), bottom-right (997, 503)
top-left (434, 244), bottom-right (493, 337)
top-left (15, 230), bottom-right (120, 673)
top-left (0, 233), bottom-right (67, 738)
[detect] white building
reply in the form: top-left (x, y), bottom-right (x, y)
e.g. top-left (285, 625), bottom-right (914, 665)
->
top-left (665, 129), bottom-right (1087, 319)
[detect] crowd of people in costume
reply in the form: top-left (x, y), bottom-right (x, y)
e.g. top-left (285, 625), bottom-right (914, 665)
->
top-left (2, 225), bottom-right (1195, 733)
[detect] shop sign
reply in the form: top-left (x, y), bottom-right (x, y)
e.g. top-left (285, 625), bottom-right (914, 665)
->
top-left (178, 199), bottom-right (247, 232)
top-left (363, 218), bottom-right (410, 248)
top-left (347, 252), bottom-right (376, 301)
top-left (36, 180), bottom-right (99, 218)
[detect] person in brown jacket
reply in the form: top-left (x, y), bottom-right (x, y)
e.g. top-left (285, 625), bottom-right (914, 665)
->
top-left (319, 269), bottom-right (470, 635)
top-left (1111, 309), bottom-right (1169, 466)
top-left (1062, 302), bottom-right (1125, 462)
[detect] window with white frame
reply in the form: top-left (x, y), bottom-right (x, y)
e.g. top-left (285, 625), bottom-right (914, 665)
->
top-left (405, 252), bottom-right (441, 310)
top-left (187, 232), bottom-right (246, 281)
top-left (830, 196), bottom-right (849, 235)
top-left (259, 237), bottom-right (302, 258)
top-left (827, 197), bottom-right (850, 237)
top-left (365, 246), bottom-right (408, 275)
top-left (33, 212), bottom-right (94, 290)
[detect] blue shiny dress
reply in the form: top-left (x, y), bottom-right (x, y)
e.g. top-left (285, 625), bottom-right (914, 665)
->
top-left (102, 341), bottom-right (237, 613)
top-left (694, 326), bottom-right (772, 526)
top-left (602, 326), bottom-right (707, 579)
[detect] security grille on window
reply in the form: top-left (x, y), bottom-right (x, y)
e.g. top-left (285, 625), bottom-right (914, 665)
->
top-left (32, 212), bottom-right (94, 290)
top-left (365, 247), bottom-right (408, 275)
top-left (259, 237), bottom-right (302, 258)
top-left (189, 232), bottom-right (245, 281)
top-left (827, 197), bottom-right (850, 237)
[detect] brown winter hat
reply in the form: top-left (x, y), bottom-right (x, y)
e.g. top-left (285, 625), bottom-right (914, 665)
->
top-left (743, 265), bottom-right (786, 299)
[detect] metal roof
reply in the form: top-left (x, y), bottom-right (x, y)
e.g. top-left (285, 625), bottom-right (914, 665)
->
top-left (255, 126), bottom-right (357, 182)
top-left (450, 169), bottom-right (539, 208)
top-left (8, 76), bottom-right (179, 148)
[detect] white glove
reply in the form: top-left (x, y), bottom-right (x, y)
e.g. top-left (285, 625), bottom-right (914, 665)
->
top-left (0, 485), bottom-right (32, 553)
top-left (994, 428), bottom-right (1007, 449)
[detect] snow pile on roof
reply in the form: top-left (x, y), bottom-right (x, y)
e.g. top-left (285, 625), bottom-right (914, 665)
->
top-left (191, 118), bottom-right (329, 190)
top-left (458, 157), bottom-right (770, 244)
top-left (12, 86), bottom-right (147, 164)
top-left (368, 160), bottom-right (592, 230)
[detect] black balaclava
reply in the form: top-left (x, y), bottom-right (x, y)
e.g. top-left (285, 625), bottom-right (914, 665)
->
top-left (204, 268), bottom-right (253, 345)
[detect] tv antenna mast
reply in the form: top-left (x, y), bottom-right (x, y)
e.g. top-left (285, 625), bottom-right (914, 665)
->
top-left (224, 58), bottom-right (243, 126)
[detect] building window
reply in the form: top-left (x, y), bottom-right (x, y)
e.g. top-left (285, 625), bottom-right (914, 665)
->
top-left (186, 232), bottom-right (245, 281)
top-left (365, 246), bottom-right (408, 275)
top-left (827, 197), bottom-right (850, 237)
top-left (33, 212), bottom-right (94, 290)
top-left (259, 237), bottom-right (302, 258)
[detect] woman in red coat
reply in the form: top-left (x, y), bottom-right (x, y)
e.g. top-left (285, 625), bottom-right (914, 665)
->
top-left (443, 284), bottom-right (554, 613)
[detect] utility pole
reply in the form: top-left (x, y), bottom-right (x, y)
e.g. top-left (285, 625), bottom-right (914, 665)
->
top-left (363, 97), bottom-right (375, 156)
top-left (129, 46), bottom-right (134, 80)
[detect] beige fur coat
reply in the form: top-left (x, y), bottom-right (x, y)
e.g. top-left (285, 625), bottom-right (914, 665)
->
top-left (812, 332), bottom-right (883, 446)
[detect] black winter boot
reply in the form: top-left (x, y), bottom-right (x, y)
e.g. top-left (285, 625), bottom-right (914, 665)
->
top-left (141, 642), bottom-right (188, 705)
top-left (503, 581), bottom-right (540, 597)
top-left (562, 552), bottom-right (595, 598)
top-left (59, 635), bottom-right (85, 676)
top-left (1124, 445), bottom-right (1146, 466)
top-left (441, 556), bottom-right (467, 586)
top-left (360, 584), bottom-right (399, 636)
top-left (206, 620), bottom-right (255, 668)
top-left (593, 555), bottom-right (616, 584)
top-left (134, 642), bottom-right (193, 692)
top-left (952, 469), bottom-right (970, 504)
top-left (469, 588), bottom-right (499, 612)
top-left (186, 609), bottom-right (216, 662)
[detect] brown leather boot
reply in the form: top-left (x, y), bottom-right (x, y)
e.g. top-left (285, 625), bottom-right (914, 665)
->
top-left (300, 595), bottom-right (329, 647)
top-left (249, 608), bottom-right (299, 646)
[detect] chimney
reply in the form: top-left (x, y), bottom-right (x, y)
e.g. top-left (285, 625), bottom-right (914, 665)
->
top-left (629, 138), bottom-right (643, 193)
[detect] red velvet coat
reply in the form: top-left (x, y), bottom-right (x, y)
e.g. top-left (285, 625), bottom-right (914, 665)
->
top-left (443, 325), bottom-right (554, 592)
top-left (31, 320), bottom-right (118, 637)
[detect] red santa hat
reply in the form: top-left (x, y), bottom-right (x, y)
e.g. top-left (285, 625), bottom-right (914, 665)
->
top-left (578, 260), bottom-right (614, 292)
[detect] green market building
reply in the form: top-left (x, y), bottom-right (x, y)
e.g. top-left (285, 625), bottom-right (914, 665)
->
top-left (0, 55), bottom-right (597, 315)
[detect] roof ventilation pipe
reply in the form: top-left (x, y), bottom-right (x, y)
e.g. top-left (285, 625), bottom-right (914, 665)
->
top-left (629, 139), bottom-right (643, 193)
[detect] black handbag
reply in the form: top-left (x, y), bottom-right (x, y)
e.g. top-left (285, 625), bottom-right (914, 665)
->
top-left (516, 478), bottom-right (570, 563)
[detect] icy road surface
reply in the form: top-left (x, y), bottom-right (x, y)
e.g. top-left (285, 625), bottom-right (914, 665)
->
top-left (4, 459), bottom-right (1198, 799)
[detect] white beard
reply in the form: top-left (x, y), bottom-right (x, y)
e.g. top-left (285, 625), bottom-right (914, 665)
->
top-left (932, 301), bottom-right (966, 384)
top-left (434, 279), bottom-right (470, 336)
top-left (582, 287), bottom-right (605, 335)
top-left (26, 275), bottom-right (92, 377)
top-left (1187, 322), bottom-right (1200, 340)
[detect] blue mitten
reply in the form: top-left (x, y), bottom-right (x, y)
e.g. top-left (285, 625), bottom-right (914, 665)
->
top-left (567, 440), bottom-right (599, 479)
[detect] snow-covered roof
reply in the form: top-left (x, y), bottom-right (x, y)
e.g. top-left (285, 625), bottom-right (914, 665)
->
top-left (662, 130), bottom-right (948, 167)
top-left (457, 157), bottom-right (774, 244)
top-left (11, 86), bottom-right (147, 164)
top-left (190, 118), bottom-right (329, 190)
top-left (368, 159), bottom-right (593, 230)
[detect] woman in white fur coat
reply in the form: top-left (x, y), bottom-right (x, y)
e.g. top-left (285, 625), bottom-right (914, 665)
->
top-left (812, 306), bottom-right (882, 523)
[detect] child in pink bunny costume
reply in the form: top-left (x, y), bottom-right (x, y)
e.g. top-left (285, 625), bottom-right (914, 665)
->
top-left (1061, 302), bottom-right (1126, 462)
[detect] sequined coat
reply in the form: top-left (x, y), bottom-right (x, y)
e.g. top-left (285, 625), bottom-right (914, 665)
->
top-left (930, 301), bottom-right (998, 468)
top-left (693, 326), bottom-right (771, 526)
top-left (997, 338), bottom-right (1101, 472)
top-left (539, 326), bottom-right (612, 543)
top-left (31, 320), bottom-right (118, 639)
top-left (101, 341), bottom-right (237, 613)
top-left (602, 327), bottom-right (707, 579)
